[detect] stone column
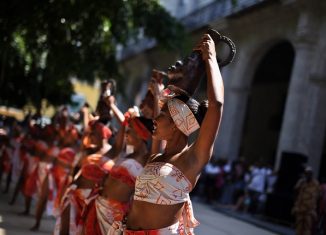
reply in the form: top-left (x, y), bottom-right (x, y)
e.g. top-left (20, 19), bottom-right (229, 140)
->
top-left (214, 85), bottom-right (250, 160)
top-left (214, 47), bottom-right (253, 161)
top-left (276, 9), bottom-right (326, 176)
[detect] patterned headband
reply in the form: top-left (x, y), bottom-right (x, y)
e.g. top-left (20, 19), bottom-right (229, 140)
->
top-left (167, 98), bottom-right (200, 136)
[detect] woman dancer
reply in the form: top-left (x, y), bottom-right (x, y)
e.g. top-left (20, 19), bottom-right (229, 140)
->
top-left (125, 33), bottom-right (224, 234)
top-left (54, 120), bottom-right (114, 235)
top-left (82, 95), bottom-right (155, 235)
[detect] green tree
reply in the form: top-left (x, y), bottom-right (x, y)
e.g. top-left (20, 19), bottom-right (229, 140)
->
top-left (0, 0), bottom-right (185, 110)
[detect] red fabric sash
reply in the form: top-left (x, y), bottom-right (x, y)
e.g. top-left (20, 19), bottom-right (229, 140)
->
top-left (2, 149), bottom-right (11, 173)
top-left (23, 165), bottom-right (38, 197)
top-left (82, 199), bottom-right (103, 235)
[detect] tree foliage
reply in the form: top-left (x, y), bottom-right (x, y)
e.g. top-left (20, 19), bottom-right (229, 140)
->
top-left (0, 0), bottom-right (185, 110)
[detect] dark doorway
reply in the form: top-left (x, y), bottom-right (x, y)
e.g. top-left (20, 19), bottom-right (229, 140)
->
top-left (240, 41), bottom-right (295, 166)
top-left (319, 128), bottom-right (326, 182)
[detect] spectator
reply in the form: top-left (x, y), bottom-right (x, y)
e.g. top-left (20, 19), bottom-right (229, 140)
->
top-left (247, 162), bottom-right (271, 214)
top-left (204, 158), bottom-right (220, 203)
top-left (292, 166), bottom-right (320, 235)
top-left (318, 178), bottom-right (326, 235)
top-left (266, 170), bottom-right (278, 194)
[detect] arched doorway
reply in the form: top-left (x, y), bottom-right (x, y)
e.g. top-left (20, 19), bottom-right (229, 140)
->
top-left (239, 41), bottom-right (295, 166)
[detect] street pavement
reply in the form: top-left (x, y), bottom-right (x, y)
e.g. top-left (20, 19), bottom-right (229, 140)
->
top-left (193, 202), bottom-right (279, 235)
top-left (0, 191), bottom-right (54, 235)
top-left (0, 187), bottom-right (280, 235)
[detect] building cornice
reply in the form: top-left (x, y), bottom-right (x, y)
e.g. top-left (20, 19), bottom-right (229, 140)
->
top-left (117, 0), bottom-right (276, 61)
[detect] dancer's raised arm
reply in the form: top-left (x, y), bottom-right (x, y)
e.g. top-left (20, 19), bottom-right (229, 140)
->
top-left (103, 95), bottom-right (125, 158)
top-left (193, 34), bottom-right (224, 168)
top-left (148, 71), bottom-right (165, 155)
top-left (105, 96), bottom-right (125, 125)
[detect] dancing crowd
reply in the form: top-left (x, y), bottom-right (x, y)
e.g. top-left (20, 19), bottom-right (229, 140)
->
top-left (0, 34), bottom-right (223, 234)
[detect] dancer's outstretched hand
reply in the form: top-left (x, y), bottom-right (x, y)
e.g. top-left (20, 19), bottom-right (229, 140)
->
top-left (104, 95), bottom-right (115, 107)
top-left (149, 69), bottom-right (165, 96)
top-left (193, 34), bottom-right (216, 61)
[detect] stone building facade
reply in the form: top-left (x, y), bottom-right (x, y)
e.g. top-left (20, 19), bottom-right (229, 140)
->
top-left (117, 0), bottom-right (326, 179)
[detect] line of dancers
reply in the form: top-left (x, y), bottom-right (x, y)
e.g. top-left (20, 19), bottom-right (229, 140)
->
top-left (0, 33), bottom-right (224, 235)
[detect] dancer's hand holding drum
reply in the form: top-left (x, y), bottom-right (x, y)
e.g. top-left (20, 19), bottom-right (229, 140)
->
top-left (194, 34), bottom-right (217, 61)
